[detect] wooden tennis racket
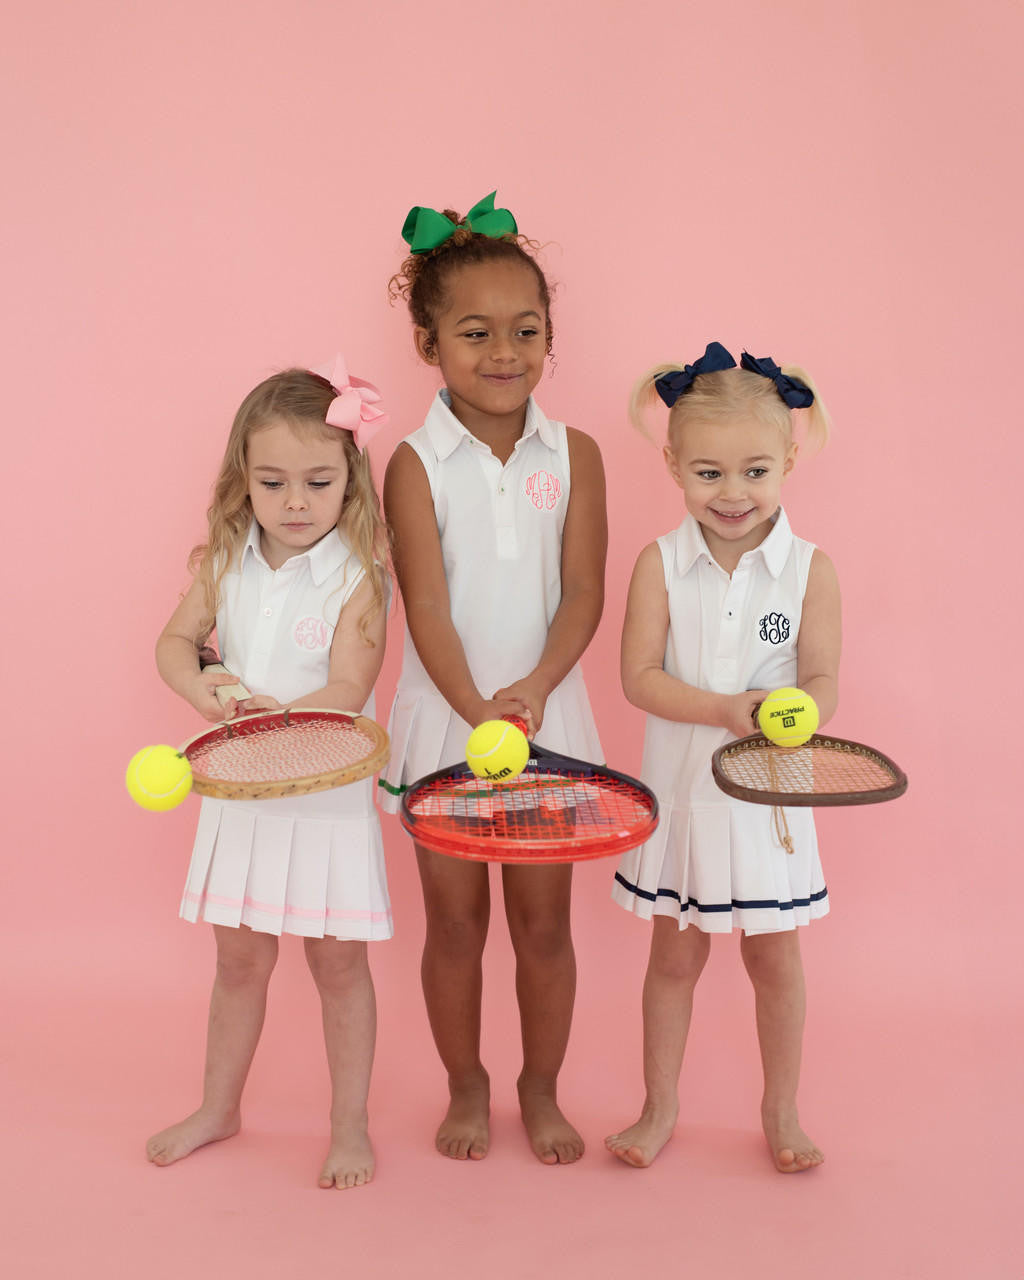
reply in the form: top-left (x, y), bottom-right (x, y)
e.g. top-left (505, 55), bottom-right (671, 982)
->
top-left (712, 733), bottom-right (907, 807)
top-left (400, 724), bottom-right (659, 864)
top-left (179, 708), bottom-right (391, 801)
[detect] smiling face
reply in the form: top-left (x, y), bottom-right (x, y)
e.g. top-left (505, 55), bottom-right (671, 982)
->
top-left (246, 418), bottom-right (349, 568)
top-left (665, 414), bottom-right (796, 564)
top-left (416, 259), bottom-right (547, 435)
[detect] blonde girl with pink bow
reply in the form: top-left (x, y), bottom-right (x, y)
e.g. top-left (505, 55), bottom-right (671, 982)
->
top-left (147, 361), bottom-right (391, 1189)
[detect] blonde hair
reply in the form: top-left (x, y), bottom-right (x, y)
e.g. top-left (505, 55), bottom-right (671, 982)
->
top-left (630, 360), bottom-right (830, 454)
top-left (189, 369), bottom-right (389, 643)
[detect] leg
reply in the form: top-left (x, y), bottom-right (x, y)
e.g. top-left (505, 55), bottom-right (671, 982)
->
top-left (501, 863), bottom-right (582, 1165)
top-left (146, 924), bottom-right (278, 1165)
top-left (740, 929), bottom-right (823, 1172)
top-left (605, 916), bottom-right (710, 1167)
top-left (305, 938), bottom-right (377, 1189)
top-left (416, 843), bottom-right (492, 1159)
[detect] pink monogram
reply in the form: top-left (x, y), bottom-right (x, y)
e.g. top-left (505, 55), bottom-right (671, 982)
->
top-left (293, 617), bottom-right (330, 650)
top-left (525, 469), bottom-right (561, 510)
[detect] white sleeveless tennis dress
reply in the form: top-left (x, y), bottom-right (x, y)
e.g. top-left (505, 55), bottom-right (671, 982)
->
top-left (379, 390), bottom-right (602, 811)
top-left (612, 510), bottom-right (829, 934)
top-left (180, 522), bottom-right (392, 940)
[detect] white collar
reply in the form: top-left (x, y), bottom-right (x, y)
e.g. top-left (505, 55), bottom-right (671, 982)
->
top-left (672, 508), bottom-right (794, 579)
top-left (421, 389), bottom-right (559, 461)
top-left (241, 519), bottom-right (350, 586)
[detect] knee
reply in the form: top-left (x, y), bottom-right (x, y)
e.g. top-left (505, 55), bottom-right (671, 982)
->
top-left (649, 931), bottom-right (710, 986)
top-left (215, 938), bottom-right (277, 989)
top-left (425, 912), bottom-right (488, 961)
top-left (507, 911), bottom-right (571, 964)
top-left (740, 934), bottom-right (800, 988)
top-left (305, 940), bottom-right (368, 993)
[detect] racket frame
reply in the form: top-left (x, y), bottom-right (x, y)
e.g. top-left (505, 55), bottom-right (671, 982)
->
top-left (712, 732), bottom-right (908, 807)
top-left (399, 743), bottom-right (659, 864)
top-left (180, 707), bottom-right (390, 801)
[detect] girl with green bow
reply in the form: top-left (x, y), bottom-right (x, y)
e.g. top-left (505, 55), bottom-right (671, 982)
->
top-left (379, 193), bottom-right (607, 1167)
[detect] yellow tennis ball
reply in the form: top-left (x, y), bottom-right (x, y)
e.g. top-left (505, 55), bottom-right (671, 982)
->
top-left (125, 744), bottom-right (193, 811)
top-left (757, 688), bottom-right (819, 748)
top-left (465, 720), bottom-right (530, 781)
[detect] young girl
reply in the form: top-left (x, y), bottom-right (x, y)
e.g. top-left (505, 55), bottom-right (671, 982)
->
top-left (146, 362), bottom-right (392, 1190)
top-left (607, 342), bottom-right (839, 1174)
top-left (380, 193), bottom-right (606, 1165)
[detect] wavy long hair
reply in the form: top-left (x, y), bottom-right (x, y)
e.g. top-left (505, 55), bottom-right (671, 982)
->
top-left (189, 369), bottom-right (388, 643)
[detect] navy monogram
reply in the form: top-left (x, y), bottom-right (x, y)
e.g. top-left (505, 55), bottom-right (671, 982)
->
top-left (759, 612), bottom-right (791, 644)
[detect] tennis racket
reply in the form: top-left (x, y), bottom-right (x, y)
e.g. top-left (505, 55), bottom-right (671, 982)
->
top-left (400, 722), bottom-right (659, 864)
top-left (179, 708), bottom-right (391, 801)
top-left (712, 733), bottom-right (907, 807)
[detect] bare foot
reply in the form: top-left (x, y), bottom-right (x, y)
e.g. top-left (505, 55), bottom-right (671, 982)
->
top-left (762, 1104), bottom-right (824, 1173)
top-left (318, 1120), bottom-right (375, 1189)
top-left (605, 1103), bottom-right (678, 1168)
top-left (436, 1072), bottom-right (490, 1160)
top-left (146, 1108), bottom-right (240, 1166)
top-left (518, 1080), bottom-right (584, 1165)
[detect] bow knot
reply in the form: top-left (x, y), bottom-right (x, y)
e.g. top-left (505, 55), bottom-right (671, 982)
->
top-left (739, 352), bottom-right (814, 409)
top-left (314, 354), bottom-right (389, 451)
top-left (401, 191), bottom-right (518, 255)
top-left (654, 341), bottom-right (736, 407)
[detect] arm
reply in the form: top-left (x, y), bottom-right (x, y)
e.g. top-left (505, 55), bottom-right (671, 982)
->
top-left (284, 571), bottom-right (388, 712)
top-left (795, 548), bottom-right (841, 726)
top-left (156, 578), bottom-right (246, 722)
top-left (493, 428), bottom-right (607, 733)
top-left (384, 442), bottom-right (529, 728)
top-left (620, 542), bottom-right (766, 739)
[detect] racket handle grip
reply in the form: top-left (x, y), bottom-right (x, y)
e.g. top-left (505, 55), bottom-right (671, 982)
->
top-left (502, 714), bottom-right (530, 737)
top-left (204, 662), bottom-right (252, 707)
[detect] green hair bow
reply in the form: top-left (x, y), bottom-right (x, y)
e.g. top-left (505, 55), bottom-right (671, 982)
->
top-left (401, 191), bottom-right (518, 255)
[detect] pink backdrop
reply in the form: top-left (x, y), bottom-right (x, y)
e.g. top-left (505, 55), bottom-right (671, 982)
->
top-left (4, 2), bottom-right (1020, 1276)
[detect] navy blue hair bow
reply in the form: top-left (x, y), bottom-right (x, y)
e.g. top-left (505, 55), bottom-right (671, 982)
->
top-left (740, 352), bottom-right (814, 409)
top-left (654, 341), bottom-right (736, 407)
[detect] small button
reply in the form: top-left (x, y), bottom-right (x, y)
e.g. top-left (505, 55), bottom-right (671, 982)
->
top-left (263, 607), bottom-right (272, 617)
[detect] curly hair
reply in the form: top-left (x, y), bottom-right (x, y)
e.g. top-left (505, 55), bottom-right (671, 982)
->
top-left (189, 369), bottom-right (389, 644)
top-left (388, 210), bottom-right (554, 356)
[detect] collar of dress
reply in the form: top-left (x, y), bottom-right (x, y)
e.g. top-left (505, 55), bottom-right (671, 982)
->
top-left (241, 518), bottom-right (351, 586)
top-left (672, 508), bottom-right (794, 580)
top-left (422, 388), bottom-right (559, 461)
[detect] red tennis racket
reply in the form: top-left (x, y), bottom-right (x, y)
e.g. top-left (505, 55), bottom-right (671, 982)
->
top-left (400, 725), bottom-right (658, 864)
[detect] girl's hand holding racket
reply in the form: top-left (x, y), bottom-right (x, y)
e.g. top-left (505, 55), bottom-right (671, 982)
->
top-left (724, 689), bottom-right (769, 740)
top-left (492, 679), bottom-right (545, 736)
top-left (126, 662), bottom-right (390, 811)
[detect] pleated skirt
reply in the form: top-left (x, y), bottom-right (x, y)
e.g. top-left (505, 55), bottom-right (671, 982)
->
top-left (378, 664), bottom-right (602, 814)
top-left (612, 798), bottom-right (829, 935)
top-left (180, 778), bottom-right (392, 941)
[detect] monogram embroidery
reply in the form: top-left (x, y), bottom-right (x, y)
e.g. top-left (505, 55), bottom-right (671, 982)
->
top-left (294, 617), bottom-right (331, 650)
top-left (759, 612), bottom-right (791, 645)
top-left (524, 469), bottom-right (561, 510)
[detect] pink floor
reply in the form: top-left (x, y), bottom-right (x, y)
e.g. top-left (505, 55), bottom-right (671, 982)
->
top-left (6, 823), bottom-right (1019, 1280)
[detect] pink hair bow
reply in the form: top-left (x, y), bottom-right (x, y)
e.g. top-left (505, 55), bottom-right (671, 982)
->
top-left (314, 354), bottom-right (389, 450)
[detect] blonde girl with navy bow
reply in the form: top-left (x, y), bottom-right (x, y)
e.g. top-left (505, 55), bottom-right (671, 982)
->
top-left (607, 343), bottom-right (839, 1174)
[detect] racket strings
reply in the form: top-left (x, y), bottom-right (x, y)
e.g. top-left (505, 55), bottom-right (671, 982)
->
top-left (188, 716), bottom-right (378, 783)
top-left (721, 740), bottom-right (897, 796)
top-left (406, 769), bottom-right (654, 843)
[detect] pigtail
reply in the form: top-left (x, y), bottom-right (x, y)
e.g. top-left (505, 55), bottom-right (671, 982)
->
top-left (780, 364), bottom-right (830, 454)
top-left (629, 363), bottom-right (682, 441)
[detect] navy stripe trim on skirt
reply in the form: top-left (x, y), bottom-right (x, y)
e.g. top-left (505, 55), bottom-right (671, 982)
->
top-left (613, 871), bottom-right (828, 913)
